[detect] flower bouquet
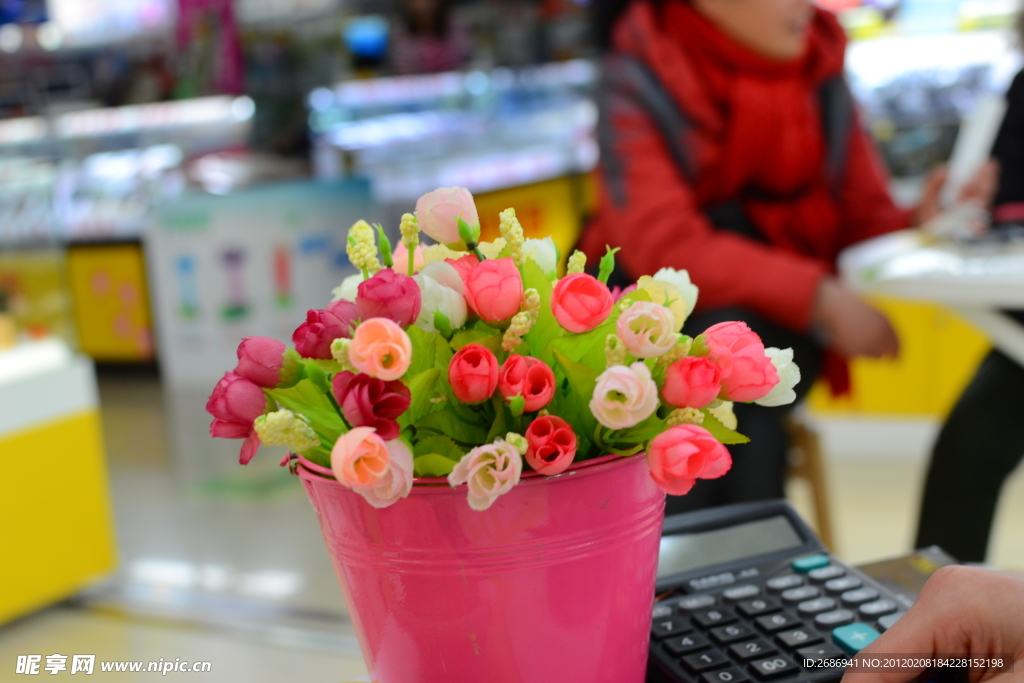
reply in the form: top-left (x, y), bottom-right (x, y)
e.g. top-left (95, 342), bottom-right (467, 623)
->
top-left (206, 186), bottom-right (800, 682)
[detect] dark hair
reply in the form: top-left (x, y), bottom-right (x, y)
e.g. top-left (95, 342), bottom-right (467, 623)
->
top-left (591, 0), bottom-right (665, 50)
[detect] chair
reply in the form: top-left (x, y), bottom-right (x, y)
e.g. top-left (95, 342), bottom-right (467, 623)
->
top-left (784, 415), bottom-right (835, 551)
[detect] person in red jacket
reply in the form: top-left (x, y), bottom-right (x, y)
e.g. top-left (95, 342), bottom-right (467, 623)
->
top-left (581, 0), bottom-right (989, 515)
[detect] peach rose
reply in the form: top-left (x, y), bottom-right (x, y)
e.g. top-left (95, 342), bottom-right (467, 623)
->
top-left (661, 356), bottom-right (723, 409)
top-left (330, 427), bottom-right (413, 508)
top-left (702, 322), bottom-right (779, 402)
top-left (616, 301), bottom-right (677, 358)
top-left (415, 187), bottom-right (479, 245)
top-left (647, 424), bottom-right (732, 496)
top-left (552, 273), bottom-right (613, 333)
top-left (348, 317), bottom-right (413, 381)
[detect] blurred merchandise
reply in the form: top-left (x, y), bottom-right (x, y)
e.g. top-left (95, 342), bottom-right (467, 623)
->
top-left (146, 179), bottom-right (375, 390)
top-left (309, 60), bottom-right (598, 205)
top-left (66, 242), bottom-right (153, 362)
top-left (0, 338), bottom-right (116, 625)
top-left (175, 0), bottom-right (244, 97)
top-left (0, 246), bottom-right (75, 344)
top-left (0, 289), bottom-right (15, 349)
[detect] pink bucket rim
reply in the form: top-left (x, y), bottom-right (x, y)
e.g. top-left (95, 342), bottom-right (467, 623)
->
top-left (295, 452), bottom-right (643, 491)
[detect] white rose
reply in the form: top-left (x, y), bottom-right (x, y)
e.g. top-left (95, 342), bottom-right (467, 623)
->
top-left (414, 261), bottom-right (468, 334)
top-left (523, 237), bottom-right (558, 277)
top-left (653, 267), bottom-right (699, 319)
top-left (331, 272), bottom-right (366, 303)
top-left (755, 347), bottom-right (800, 407)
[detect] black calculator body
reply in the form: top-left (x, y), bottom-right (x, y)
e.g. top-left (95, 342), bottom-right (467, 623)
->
top-left (648, 500), bottom-right (914, 683)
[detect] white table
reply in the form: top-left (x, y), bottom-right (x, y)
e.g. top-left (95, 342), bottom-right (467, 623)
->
top-left (839, 229), bottom-right (1024, 366)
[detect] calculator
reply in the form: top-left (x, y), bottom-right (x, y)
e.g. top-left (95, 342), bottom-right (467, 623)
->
top-left (648, 500), bottom-right (915, 683)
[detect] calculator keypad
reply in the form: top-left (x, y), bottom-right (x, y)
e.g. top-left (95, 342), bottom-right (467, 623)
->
top-left (651, 556), bottom-right (909, 683)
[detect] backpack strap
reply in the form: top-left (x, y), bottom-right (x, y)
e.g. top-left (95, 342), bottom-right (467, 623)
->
top-left (817, 75), bottom-right (855, 198)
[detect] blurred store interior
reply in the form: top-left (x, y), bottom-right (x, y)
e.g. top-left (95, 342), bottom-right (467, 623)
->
top-left (0, 0), bottom-right (1022, 680)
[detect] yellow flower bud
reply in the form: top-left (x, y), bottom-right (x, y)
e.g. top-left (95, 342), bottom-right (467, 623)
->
top-left (567, 250), bottom-right (586, 275)
top-left (254, 409), bottom-right (320, 452)
top-left (666, 407), bottom-right (704, 427)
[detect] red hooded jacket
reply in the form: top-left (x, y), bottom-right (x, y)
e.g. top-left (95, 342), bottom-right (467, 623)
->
top-left (580, 0), bottom-right (911, 333)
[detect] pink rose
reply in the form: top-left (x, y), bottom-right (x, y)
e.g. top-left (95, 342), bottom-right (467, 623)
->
top-left (348, 317), bottom-right (413, 381)
top-left (647, 424), bottom-right (732, 495)
top-left (415, 186), bottom-right (479, 245)
top-left (702, 322), bottom-right (779, 402)
top-left (356, 268), bottom-right (422, 328)
top-left (661, 357), bottom-right (723, 409)
top-left (616, 301), bottom-right (677, 358)
top-left (392, 242), bottom-right (426, 274)
top-left (292, 301), bottom-right (359, 359)
top-left (463, 258), bottom-right (523, 323)
top-left (448, 439), bottom-right (523, 510)
top-left (446, 254), bottom-right (479, 286)
top-left (525, 415), bottom-right (577, 476)
top-left (332, 371), bottom-right (411, 441)
top-left (448, 343), bottom-right (498, 404)
top-left (206, 372), bottom-right (266, 464)
top-left (330, 427), bottom-right (414, 508)
top-left (551, 273), bottom-right (614, 333)
top-left (498, 354), bottom-right (555, 412)
top-left (234, 336), bottom-right (286, 388)
top-left (589, 362), bottom-right (659, 430)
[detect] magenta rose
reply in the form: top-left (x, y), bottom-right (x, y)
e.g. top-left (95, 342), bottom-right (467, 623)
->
top-left (463, 257), bottom-right (523, 323)
top-left (234, 337), bottom-right (289, 388)
top-left (498, 354), bottom-right (555, 412)
top-left (206, 372), bottom-right (267, 464)
top-left (702, 321), bottom-right (779, 402)
top-left (551, 273), bottom-right (614, 333)
top-left (331, 371), bottom-right (411, 441)
top-left (356, 268), bottom-right (422, 328)
top-left (448, 343), bottom-right (498, 404)
top-left (525, 415), bottom-right (577, 476)
top-left (661, 356), bottom-right (723, 409)
top-left (647, 424), bottom-right (732, 495)
top-left (292, 301), bottom-right (359, 359)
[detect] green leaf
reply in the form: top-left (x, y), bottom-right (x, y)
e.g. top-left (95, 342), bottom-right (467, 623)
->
top-left (267, 378), bottom-right (347, 465)
top-left (400, 368), bottom-right (442, 428)
top-left (406, 325), bottom-right (446, 377)
top-left (551, 349), bottom-right (599, 446)
top-left (485, 395), bottom-right (510, 443)
top-left (521, 259), bottom-right (562, 366)
top-left (300, 361), bottom-right (333, 392)
top-left (416, 409), bottom-right (489, 447)
top-left (450, 324), bottom-right (501, 353)
top-left (700, 410), bottom-right (750, 445)
top-left (413, 453), bottom-right (460, 477)
top-left (413, 434), bottom-right (465, 460)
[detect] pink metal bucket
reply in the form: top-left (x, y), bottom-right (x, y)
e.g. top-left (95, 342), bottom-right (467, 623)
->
top-left (299, 453), bottom-right (666, 683)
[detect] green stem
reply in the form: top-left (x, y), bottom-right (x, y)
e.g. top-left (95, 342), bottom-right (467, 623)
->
top-left (407, 244), bottom-right (415, 276)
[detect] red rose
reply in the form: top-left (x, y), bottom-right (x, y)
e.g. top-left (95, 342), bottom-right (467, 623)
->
top-left (661, 356), bottom-right (723, 409)
top-left (331, 371), bottom-right (411, 441)
top-left (234, 336), bottom-right (286, 388)
top-left (525, 415), bottom-right (577, 475)
top-left (448, 343), bottom-right (498, 404)
top-left (292, 301), bottom-right (358, 359)
top-left (463, 257), bottom-right (523, 323)
top-left (356, 268), bottom-right (422, 328)
top-left (206, 372), bottom-right (266, 464)
top-left (498, 354), bottom-right (555, 412)
top-left (551, 273), bottom-right (613, 333)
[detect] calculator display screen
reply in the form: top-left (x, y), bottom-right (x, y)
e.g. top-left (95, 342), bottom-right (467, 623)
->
top-left (657, 515), bottom-right (804, 577)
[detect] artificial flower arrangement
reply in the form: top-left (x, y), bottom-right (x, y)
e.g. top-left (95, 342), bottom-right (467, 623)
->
top-left (206, 186), bottom-right (800, 511)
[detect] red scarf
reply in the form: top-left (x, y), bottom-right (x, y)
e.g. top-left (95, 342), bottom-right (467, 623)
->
top-left (661, 1), bottom-right (849, 263)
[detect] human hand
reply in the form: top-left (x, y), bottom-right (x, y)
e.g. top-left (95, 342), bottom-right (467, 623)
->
top-left (915, 160), bottom-right (1001, 227)
top-left (813, 278), bottom-right (899, 359)
top-left (840, 565), bottom-right (1024, 683)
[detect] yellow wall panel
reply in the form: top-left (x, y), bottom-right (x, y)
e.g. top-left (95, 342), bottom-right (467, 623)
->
top-left (66, 243), bottom-right (153, 362)
top-left (0, 410), bottom-right (117, 624)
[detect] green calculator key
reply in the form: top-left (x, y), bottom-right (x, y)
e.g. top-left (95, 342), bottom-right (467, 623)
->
top-left (792, 554), bottom-right (829, 573)
top-left (832, 623), bottom-right (880, 654)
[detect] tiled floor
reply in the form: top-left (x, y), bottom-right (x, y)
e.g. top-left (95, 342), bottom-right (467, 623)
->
top-left (2, 369), bottom-right (1022, 681)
